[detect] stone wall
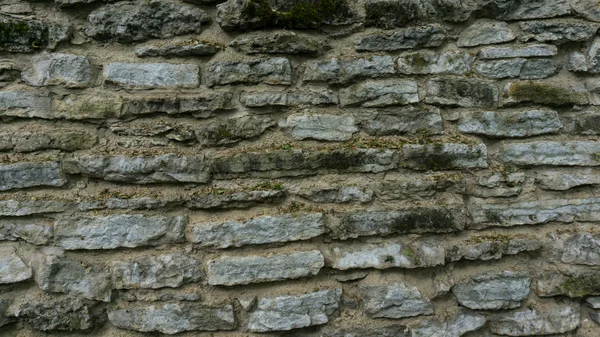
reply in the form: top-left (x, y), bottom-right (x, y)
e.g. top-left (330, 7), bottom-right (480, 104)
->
top-left (2, 0), bottom-right (600, 336)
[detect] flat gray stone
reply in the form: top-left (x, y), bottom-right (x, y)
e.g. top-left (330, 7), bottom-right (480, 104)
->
top-left (568, 51), bottom-right (588, 72)
top-left (519, 58), bottom-right (561, 79)
top-left (22, 53), bottom-right (93, 88)
top-left (503, 141), bottom-right (600, 166)
top-left (410, 308), bottom-right (486, 337)
top-left (207, 250), bottom-right (324, 286)
top-left (54, 214), bottom-right (186, 250)
top-left (2, 130), bottom-right (98, 152)
top-left (329, 241), bottom-right (444, 270)
top-left (474, 59), bottom-right (560, 79)
top-left (562, 232), bottom-right (600, 265)
top-left (196, 115), bottom-right (275, 146)
top-left (0, 200), bottom-right (67, 217)
top-left (362, 105), bottom-right (443, 136)
top-left (562, 107), bottom-right (600, 134)
top-left (186, 189), bottom-right (286, 209)
top-left (188, 213), bottom-right (324, 248)
top-left (361, 283), bottom-right (433, 319)
top-left (247, 289), bottom-right (341, 332)
top-left (536, 168), bottom-right (600, 190)
top-left (0, 162), bottom-right (66, 191)
top-left (297, 186), bottom-right (373, 203)
top-left (447, 237), bottom-right (541, 262)
top-left (588, 297), bottom-right (600, 309)
top-left (478, 0), bottom-right (571, 20)
top-left (240, 90), bottom-right (338, 107)
top-left (123, 92), bottom-right (234, 116)
top-left (340, 80), bottom-right (419, 107)
top-left (458, 109), bottom-right (562, 137)
top-left (63, 154), bottom-right (210, 184)
top-left (231, 31), bottom-right (328, 55)
top-left (403, 143), bottom-right (488, 170)
top-left (457, 19), bottom-right (516, 47)
top-left (84, 0), bottom-right (210, 43)
top-left (108, 302), bottom-right (236, 334)
top-left (377, 173), bottom-right (465, 200)
top-left (478, 44), bottom-right (558, 59)
top-left (112, 254), bottom-right (203, 289)
top-left (571, 0), bottom-right (600, 22)
top-left (135, 39), bottom-right (223, 57)
top-left (0, 91), bottom-right (52, 119)
top-left (536, 270), bottom-right (600, 297)
top-left (0, 221), bottom-right (53, 245)
top-left (204, 58), bottom-right (292, 87)
top-left (103, 63), bottom-right (199, 89)
top-left (425, 77), bottom-right (498, 108)
top-left (321, 323), bottom-right (410, 337)
top-left (0, 247), bottom-right (31, 284)
top-left (303, 56), bottom-right (395, 84)
top-left (280, 114), bottom-right (358, 141)
top-left (7, 297), bottom-right (102, 331)
top-left (489, 304), bottom-right (580, 336)
top-left (356, 24), bottom-right (445, 51)
top-left (520, 19), bottom-right (599, 43)
top-left (397, 50), bottom-right (473, 75)
top-left (452, 271), bottom-right (530, 310)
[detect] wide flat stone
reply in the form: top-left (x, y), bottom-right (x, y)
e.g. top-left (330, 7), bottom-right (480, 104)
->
top-left (303, 56), bottom-right (395, 84)
top-left (340, 80), bottom-right (419, 107)
top-left (361, 283), bottom-right (433, 319)
top-left (280, 114), bottom-right (358, 141)
top-left (458, 109), bottom-right (562, 137)
top-left (0, 161), bottom-right (67, 191)
top-left (112, 254), bottom-right (203, 289)
top-left (22, 53), bottom-right (93, 88)
top-left (362, 105), bottom-right (443, 136)
top-left (425, 77), bottom-right (498, 108)
top-left (457, 19), bottom-right (515, 47)
top-left (355, 24), bottom-right (445, 51)
top-left (402, 143), bottom-right (488, 170)
top-left (103, 63), bottom-right (199, 89)
top-left (489, 304), bottom-right (580, 336)
top-left (452, 271), bottom-right (530, 310)
top-left (478, 44), bottom-right (558, 59)
top-left (503, 141), bottom-right (600, 166)
top-left (204, 58), bottom-right (292, 87)
top-left (410, 308), bottom-right (486, 337)
top-left (396, 50), bottom-right (473, 75)
top-left (0, 91), bottom-right (52, 119)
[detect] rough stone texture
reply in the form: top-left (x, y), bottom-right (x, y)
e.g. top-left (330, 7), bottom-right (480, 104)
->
top-left (0, 247), bottom-right (31, 284)
top-left (425, 77), bottom-right (498, 108)
top-left (103, 63), bottom-right (199, 89)
top-left (536, 168), bottom-right (600, 190)
top-left (112, 254), bottom-right (203, 289)
top-left (520, 19), bottom-right (599, 43)
top-left (562, 232), bottom-right (600, 265)
top-left (0, 200), bottom-right (67, 216)
top-left (22, 53), bottom-right (93, 88)
top-left (536, 270), bottom-right (600, 297)
top-left (329, 241), bottom-right (445, 270)
top-left (452, 271), bottom-right (530, 310)
top-left (503, 81), bottom-right (589, 106)
top-left (457, 19), bottom-right (516, 47)
top-left (489, 304), bottom-right (580, 336)
top-left (0, 91), bottom-right (52, 119)
top-left (247, 289), bottom-right (341, 332)
top-left (303, 56), bottom-right (396, 84)
top-left (7, 297), bottom-right (103, 331)
top-left (188, 213), bottom-right (325, 248)
top-left (207, 250), bottom-right (324, 285)
top-left (240, 90), bottom-right (338, 107)
top-left (135, 39), bottom-right (223, 57)
top-left (204, 58), bottom-right (292, 87)
top-left (108, 302), bottom-right (236, 334)
top-left (0, 161), bottom-right (67, 191)
top-left (280, 114), bottom-right (358, 141)
top-left (396, 50), bottom-right (473, 75)
top-left (0, 221), bottom-right (53, 245)
top-left (0, 130), bottom-right (98, 153)
top-left (231, 31), bottom-right (328, 55)
top-left (186, 189), bottom-right (286, 209)
top-left (447, 236), bottom-right (541, 262)
top-left (474, 58), bottom-right (560, 79)
top-left (478, 44), bottom-right (558, 59)
top-left (362, 105), bottom-right (443, 136)
top-left (54, 215), bottom-right (186, 250)
top-left (477, 0), bottom-right (571, 20)
top-left (410, 309), bottom-right (486, 337)
top-left (320, 323), bottom-right (410, 337)
top-left (402, 143), bottom-right (488, 170)
top-left (361, 283), bottom-right (433, 319)
top-left (123, 92), bottom-right (234, 116)
top-left (340, 80), bottom-right (419, 107)
top-left (503, 141), bottom-right (600, 166)
top-left (84, 0), bottom-right (210, 43)
top-left (355, 24), bottom-right (445, 51)
top-left (458, 109), bottom-right (562, 137)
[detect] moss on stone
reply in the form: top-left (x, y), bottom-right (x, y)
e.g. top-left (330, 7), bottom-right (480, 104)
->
top-left (507, 81), bottom-right (588, 106)
top-left (558, 273), bottom-right (600, 297)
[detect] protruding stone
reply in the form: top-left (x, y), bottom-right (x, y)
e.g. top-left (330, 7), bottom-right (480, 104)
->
top-left (478, 44), bottom-right (558, 59)
top-left (231, 31), bottom-right (328, 55)
top-left (361, 283), bottom-right (433, 319)
top-left (54, 215), bottom-right (186, 250)
top-left (53, 92), bottom-right (123, 120)
top-left (568, 52), bottom-right (588, 72)
top-left (22, 53), bottom-right (94, 88)
top-left (84, 0), bottom-right (210, 43)
top-left (536, 168), bottom-right (600, 190)
top-left (477, 0), bottom-right (571, 20)
top-left (280, 114), bottom-right (358, 141)
top-left (396, 50), bottom-right (473, 75)
top-left (204, 58), bottom-right (292, 87)
top-left (562, 233), bottom-right (600, 265)
top-left (536, 270), bottom-right (600, 297)
top-left (410, 308), bottom-right (486, 337)
top-left (458, 109), bottom-right (562, 137)
top-left (452, 271), bottom-right (530, 310)
top-left (188, 213), bottom-right (324, 248)
top-left (474, 58), bottom-right (560, 79)
top-left (402, 143), bottom-right (488, 170)
top-left (0, 91), bottom-right (52, 119)
top-left (303, 56), bottom-right (395, 84)
top-left (1, 130), bottom-right (98, 153)
top-left (7, 297), bottom-right (103, 331)
top-left (196, 115), bottom-right (275, 146)
top-left (298, 186), bottom-right (373, 204)
top-left (519, 19), bottom-right (599, 43)
top-left (0, 200), bottom-right (67, 217)
top-left (457, 19), bottom-right (515, 47)
top-left (112, 254), bottom-right (203, 289)
top-left (247, 289), bottom-right (341, 332)
top-left (123, 92), bottom-right (234, 117)
top-left (240, 90), bottom-right (338, 107)
top-left (447, 236), bottom-right (541, 262)
top-left (0, 247), bottom-right (31, 284)
top-left (103, 63), bottom-right (199, 89)
top-left (340, 80), bottom-right (419, 107)
top-left (135, 39), bottom-right (223, 57)
top-left (503, 81), bottom-right (589, 106)
top-left (425, 77), bottom-right (498, 108)
top-left (108, 302), bottom-right (236, 334)
top-left (0, 162), bottom-right (66, 191)
top-left (207, 250), bottom-right (324, 286)
top-left (0, 222), bottom-right (53, 245)
top-left (489, 304), bottom-right (580, 336)
top-left (362, 105), bottom-right (444, 136)
top-left (503, 141), bottom-right (600, 166)
top-left (356, 24), bottom-right (445, 51)
top-left (186, 188), bottom-right (286, 209)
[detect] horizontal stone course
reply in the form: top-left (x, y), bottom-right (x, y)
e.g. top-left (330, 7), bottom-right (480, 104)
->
top-left (103, 63), bottom-right (200, 89)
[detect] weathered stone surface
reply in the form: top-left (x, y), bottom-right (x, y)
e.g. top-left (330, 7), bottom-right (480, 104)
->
top-left (355, 24), bottom-right (445, 51)
top-left (364, 0), bottom-right (473, 28)
top-left (489, 304), bottom-right (580, 336)
top-left (0, 91), bottom-right (52, 119)
top-left (0, 17), bottom-right (69, 53)
top-left (63, 154), bottom-right (210, 184)
top-left (362, 105), bottom-right (443, 136)
top-left (568, 51), bottom-right (588, 72)
top-left (303, 56), bottom-right (395, 84)
top-left (207, 250), bottom-right (324, 286)
top-left (585, 37), bottom-right (600, 73)
top-left (458, 109), bottom-right (562, 137)
top-left (520, 19), bottom-right (599, 43)
top-left (123, 92), bottom-right (234, 117)
top-left (334, 207), bottom-right (466, 239)
top-left (0, 200), bottom-right (67, 216)
top-left (196, 115), bottom-right (275, 146)
top-left (280, 114), bottom-right (358, 141)
top-left (188, 213), bottom-right (324, 248)
top-left (402, 143), bottom-right (488, 170)
top-left (1, 130), bottom-right (98, 153)
top-left (0, 162), bottom-right (67, 191)
top-left (503, 81), bottom-right (589, 106)
top-left (204, 58), bottom-right (292, 87)
top-left (519, 59), bottom-right (561, 79)
top-left (457, 19), bottom-right (516, 47)
top-left (470, 198), bottom-right (600, 226)
top-left (503, 141), bottom-right (600, 166)
top-left (240, 90), bottom-right (338, 107)
top-left (477, 0), bottom-right (571, 20)
top-left (377, 173), bottom-right (465, 200)
top-left (588, 297), bottom-right (600, 309)
top-left (54, 214), bottom-right (186, 250)
top-left (247, 289), bottom-right (341, 332)
top-left (212, 148), bottom-right (399, 178)
top-left (0, 222), bottom-right (53, 245)
top-left (562, 232), bottom-right (600, 265)
top-left (22, 53), bottom-right (93, 88)
top-left (361, 283), bottom-right (433, 319)
top-left (84, 0), bottom-right (210, 43)
top-left (447, 236), bottom-right (541, 262)
top-left (53, 92), bottom-right (123, 120)
top-left (329, 241), bottom-right (444, 270)
top-left (536, 168), bottom-right (600, 190)
top-left (396, 51), bottom-right (473, 75)
top-left (562, 107), bottom-right (600, 135)
top-left (452, 272), bottom-right (530, 310)
top-left (320, 323), bottom-right (409, 337)
top-left (474, 58), bottom-right (560, 79)
top-left (298, 186), bottom-right (373, 203)
top-left (30, 250), bottom-right (111, 302)
top-left (108, 302), bottom-right (236, 334)
top-left (571, 0), bottom-right (600, 22)
top-left (231, 31), bottom-right (328, 55)
top-left (135, 39), bottom-right (223, 57)
top-left (187, 189), bottom-right (286, 209)
top-left (536, 270), bottom-right (600, 297)
top-left (0, 247), bottom-right (31, 284)
top-left (410, 309), bottom-right (486, 337)
top-left (340, 80), bottom-right (419, 107)
top-left (103, 63), bottom-right (199, 89)
top-left (112, 254), bottom-right (203, 289)
top-left (425, 77), bottom-right (498, 108)
top-left (478, 44), bottom-right (558, 59)
top-left (7, 297), bottom-right (103, 331)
